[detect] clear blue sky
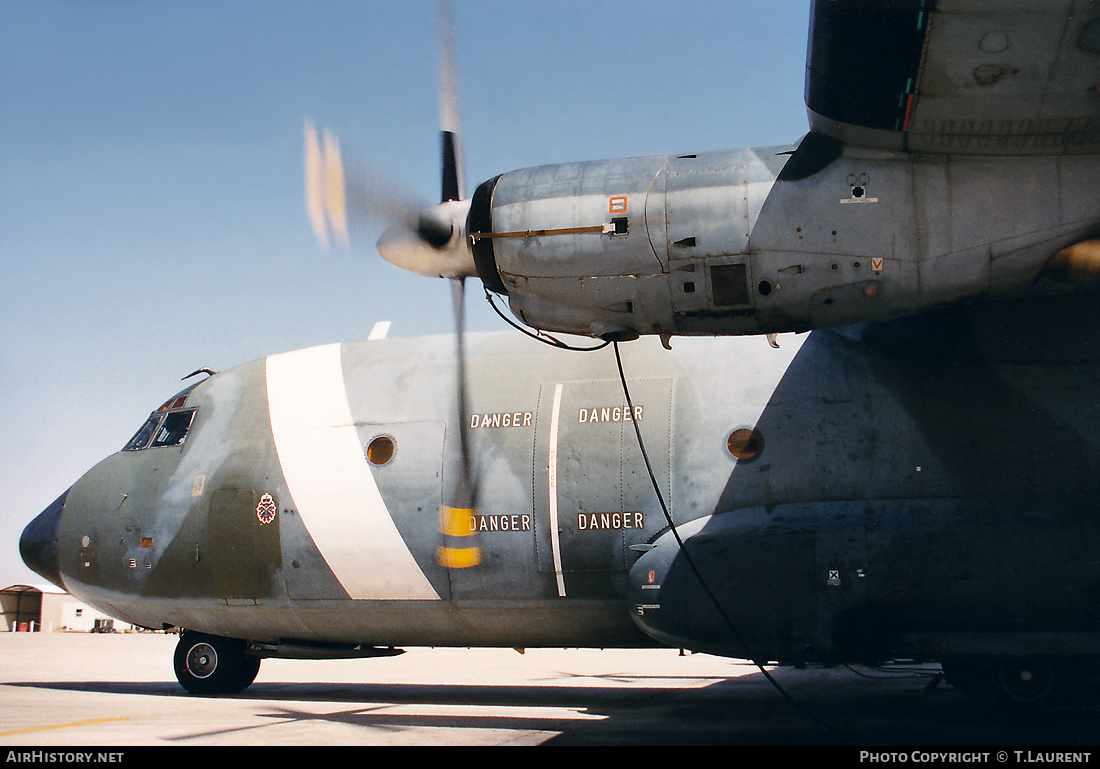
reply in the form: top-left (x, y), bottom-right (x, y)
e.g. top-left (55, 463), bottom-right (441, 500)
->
top-left (0, 0), bottom-right (812, 588)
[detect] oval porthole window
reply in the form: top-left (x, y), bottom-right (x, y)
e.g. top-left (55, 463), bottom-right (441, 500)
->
top-left (366, 435), bottom-right (395, 466)
top-left (726, 428), bottom-right (763, 461)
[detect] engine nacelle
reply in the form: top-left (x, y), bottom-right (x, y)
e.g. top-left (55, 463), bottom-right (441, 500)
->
top-left (466, 136), bottom-right (1100, 342)
top-left (468, 148), bottom-right (791, 341)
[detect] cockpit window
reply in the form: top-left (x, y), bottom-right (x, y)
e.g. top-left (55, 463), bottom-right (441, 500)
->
top-left (123, 415), bottom-right (164, 451)
top-left (151, 410), bottom-right (195, 447)
top-left (123, 386), bottom-right (199, 451)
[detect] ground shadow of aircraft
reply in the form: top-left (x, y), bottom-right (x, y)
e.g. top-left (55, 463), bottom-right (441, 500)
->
top-left (8, 663), bottom-right (1100, 745)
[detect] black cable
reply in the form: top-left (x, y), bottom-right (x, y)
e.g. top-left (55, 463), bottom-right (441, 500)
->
top-left (479, 300), bottom-right (851, 735)
top-left (612, 340), bottom-right (848, 739)
top-left (485, 289), bottom-right (610, 352)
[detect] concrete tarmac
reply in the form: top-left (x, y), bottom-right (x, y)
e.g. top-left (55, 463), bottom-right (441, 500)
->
top-left (2, 633), bottom-right (1100, 747)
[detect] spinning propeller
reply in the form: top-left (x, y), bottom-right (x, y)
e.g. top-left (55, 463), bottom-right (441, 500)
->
top-left (304, 0), bottom-right (481, 568)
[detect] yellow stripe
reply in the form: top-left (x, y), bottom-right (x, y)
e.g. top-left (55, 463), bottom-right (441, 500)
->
top-left (437, 545), bottom-right (482, 568)
top-left (0, 717), bottom-right (129, 737)
top-left (440, 505), bottom-right (476, 537)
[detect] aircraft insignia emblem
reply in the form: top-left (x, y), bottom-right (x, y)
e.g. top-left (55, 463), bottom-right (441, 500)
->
top-left (256, 493), bottom-right (277, 525)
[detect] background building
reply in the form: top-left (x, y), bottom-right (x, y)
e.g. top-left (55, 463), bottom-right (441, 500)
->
top-left (1, 584), bottom-right (134, 632)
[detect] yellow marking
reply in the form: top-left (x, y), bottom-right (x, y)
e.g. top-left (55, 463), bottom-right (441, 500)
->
top-left (0, 717), bottom-right (129, 737)
top-left (438, 506), bottom-right (481, 567)
top-left (437, 545), bottom-right (482, 568)
top-left (440, 505), bottom-right (476, 537)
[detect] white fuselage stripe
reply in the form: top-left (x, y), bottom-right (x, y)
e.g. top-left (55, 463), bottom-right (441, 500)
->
top-left (265, 343), bottom-right (439, 600)
top-left (548, 383), bottom-right (566, 597)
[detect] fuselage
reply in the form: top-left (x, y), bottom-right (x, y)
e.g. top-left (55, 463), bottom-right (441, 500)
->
top-left (32, 328), bottom-right (794, 649)
top-left (22, 290), bottom-right (1100, 666)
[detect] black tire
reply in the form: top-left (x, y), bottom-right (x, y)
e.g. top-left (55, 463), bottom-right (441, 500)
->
top-left (941, 656), bottom-right (1091, 706)
top-left (997, 658), bottom-right (1055, 704)
top-left (173, 631), bottom-right (260, 695)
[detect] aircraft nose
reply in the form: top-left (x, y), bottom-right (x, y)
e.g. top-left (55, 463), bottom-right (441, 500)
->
top-left (20, 489), bottom-right (68, 590)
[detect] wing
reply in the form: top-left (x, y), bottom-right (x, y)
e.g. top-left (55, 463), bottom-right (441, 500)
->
top-left (805, 0), bottom-right (1100, 155)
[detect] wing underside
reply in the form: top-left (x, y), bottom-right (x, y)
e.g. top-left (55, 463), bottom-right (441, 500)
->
top-left (806, 0), bottom-right (1100, 155)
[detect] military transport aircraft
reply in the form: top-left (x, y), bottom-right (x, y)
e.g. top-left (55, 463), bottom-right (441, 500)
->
top-left (19, 0), bottom-right (1100, 706)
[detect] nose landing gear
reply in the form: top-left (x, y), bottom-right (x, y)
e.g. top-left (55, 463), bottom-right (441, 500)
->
top-left (997, 659), bottom-right (1055, 704)
top-left (940, 656), bottom-right (1090, 705)
top-left (173, 631), bottom-right (261, 695)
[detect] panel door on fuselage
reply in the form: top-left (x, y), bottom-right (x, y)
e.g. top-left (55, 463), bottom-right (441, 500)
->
top-left (532, 378), bottom-right (673, 599)
top-left (353, 419), bottom-right (452, 601)
top-left (209, 487), bottom-right (281, 601)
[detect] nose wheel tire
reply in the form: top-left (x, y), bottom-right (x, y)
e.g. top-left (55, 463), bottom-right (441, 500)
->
top-left (998, 659), bottom-right (1055, 704)
top-left (940, 656), bottom-right (1088, 706)
top-left (174, 631), bottom-right (260, 695)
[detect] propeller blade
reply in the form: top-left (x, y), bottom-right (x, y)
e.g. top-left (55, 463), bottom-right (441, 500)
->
top-left (375, 0), bottom-right (477, 278)
top-left (435, 3), bottom-right (480, 569)
top-left (308, 3), bottom-right (476, 275)
top-left (437, 275), bottom-right (482, 568)
top-left (322, 129), bottom-right (350, 249)
top-left (441, 131), bottom-right (462, 204)
top-left (304, 119), bottom-right (329, 249)
top-left (303, 3), bottom-right (482, 569)
top-left (306, 118), bottom-right (438, 252)
top-left (437, 0), bottom-right (464, 203)
top-left (303, 119), bottom-right (350, 250)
